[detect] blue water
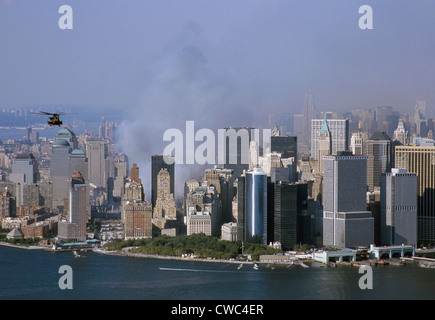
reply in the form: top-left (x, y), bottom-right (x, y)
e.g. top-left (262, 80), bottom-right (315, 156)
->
top-left (0, 246), bottom-right (434, 300)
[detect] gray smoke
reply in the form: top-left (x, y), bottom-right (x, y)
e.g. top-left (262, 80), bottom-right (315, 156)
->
top-left (115, 21), bottom-right (256, 200)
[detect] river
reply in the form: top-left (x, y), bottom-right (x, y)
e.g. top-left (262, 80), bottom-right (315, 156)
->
top-left (0, 245), bottom-right (434, 300)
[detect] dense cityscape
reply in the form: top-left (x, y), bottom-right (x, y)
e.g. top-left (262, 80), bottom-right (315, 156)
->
top-left (3, 1), bottom-right (435, 303)
top-left (0, 95), bottom-right (434, 267)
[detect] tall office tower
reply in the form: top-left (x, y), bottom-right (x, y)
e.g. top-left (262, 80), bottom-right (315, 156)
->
top-left (223, 127), bottom-right (256, 179)
top-left (0, 188), bottom-right (11, 222)
top-left (395, 146), bottom-right (435, 244)
top-left (311, 118), bottom-right (349, 160)
top-left (153, 169), bottom-right (176, 219)
top-left (68, 171), bottom-right (88, 241)
top-left (271, 135), bottom-right (297, 159)
top-left (318, 115), bottom-right (331, 174)
top-left (151, 155), bottom-right (175, 209)
top-left (58, 171), bottom-right (87, 242)
top-left (351, 131), bottom-right (363, 155)
top-left (122, 178), bottom-right (144, 223)
top-left (303, 91), bottom-right (317, 135)
top-left (273, 182), bottom-right (308, 251)
top-left (130, 163), bottom-right (141, 183)
top-left (50, 137), bottom-right (72, 211)
top-left (380, 169), bottom-right (417, 246)
top-left (69, 150), bottom-right (88, 182)
top-left (366, 132), bottom-right (392, 192)
top-left (323, 152), bottom-right (374, 248)
top-left (85, 138), bottom-right (107, 188)
top-left (245, 168), bottom-right (267, 244)
top-left (414, 100), bottom-right (426, 136)
top-left (203, 167), bottom-right (233, 223)
top-left (292, 114), bottom-right (305, 137)
top-left (113, 153), bottom-right (128, 198)
top-left (30, 131), bottom-right (39, 144)
top-left (249, 140), bottom-right (259, 170)
top-left (270, 135), bottom-right (297, 179)
top-left (10, 153), bottom-right (39, 184)
top-left (24, 127), bottom-right (32, 142)
top-left (393, 119), bottom-right (408, 145)
top-left (235, 176), bottom-right (246, 241)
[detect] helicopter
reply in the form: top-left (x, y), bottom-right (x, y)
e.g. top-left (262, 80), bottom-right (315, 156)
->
top-left (31, 111), bottom-right (73, 126)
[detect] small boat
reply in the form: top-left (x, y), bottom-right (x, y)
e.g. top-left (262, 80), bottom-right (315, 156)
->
top-left (73, 251), bottom-right (81, 258)
top-left (253, 264), bottom-right (259, 270)
top-left (237, 264), bottom-right (243, 270)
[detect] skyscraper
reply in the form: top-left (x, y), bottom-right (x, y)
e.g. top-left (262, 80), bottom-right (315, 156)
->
top-left (351, 131), bottom-right (363, 155)
top-left (270, 135), bottom-right (297, 179)
top-left (130, 163), bottom-right (141, 183)
top-left (366, 132), bottom-right (392, 192)
top-left (303, 91), bottom-right (317, 136)
top-left (395, 145), bottom-right (435, 244)
top-left (10, 153), bottom-right (39, 184)
top-left (113, 153), bottom-right (128, 198)
top-left (85, 138), bottom-right (107, 188)
top-left (58, 171), bottom-right (88, 242)
top-left (311, 118), bottom-right (349, 161)
top-left (273, 182), bottom-right (308, 251)
top-left (317, 115), bottom-right (331, 174)
top-left (380, 168), bottom-right (417, 246)
top-left (393, 119), bottom-right (408, 145)
top-left (123, 166), bottom-right (152, 240)
top-left (153, 168), bottom-right (176, 219)
top-left (323, 152), bottom-right (374, 248)
top-left (245, 168), bottom-right (267, 244)
top-left (151, 155), bottom-right (174, 209)
top-left (68, 171), bottom-right (88, 241)
top-left (50, 137), bottom-right (72, 211)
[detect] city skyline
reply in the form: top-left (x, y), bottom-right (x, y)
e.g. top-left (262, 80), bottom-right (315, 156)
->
top-left (2, 1), bottom-right (435, 177)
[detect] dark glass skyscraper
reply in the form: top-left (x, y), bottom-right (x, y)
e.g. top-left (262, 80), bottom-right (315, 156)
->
top-left (273, 182), bottom-right (308, 250)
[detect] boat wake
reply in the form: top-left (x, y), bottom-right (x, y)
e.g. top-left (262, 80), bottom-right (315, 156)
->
top-left (158, 267), bottom-right (236, 273)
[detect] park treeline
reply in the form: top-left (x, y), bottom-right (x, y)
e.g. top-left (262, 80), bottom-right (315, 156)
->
top-left (103, 233), bottom-right (282, 261)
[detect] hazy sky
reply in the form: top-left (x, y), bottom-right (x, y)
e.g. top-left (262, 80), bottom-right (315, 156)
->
top-left (2, 0), bottom-right (435, 114)
top-left (2, 0), bottom-right (435, 196)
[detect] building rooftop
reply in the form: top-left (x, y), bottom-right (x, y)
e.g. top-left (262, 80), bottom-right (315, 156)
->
top-left (369, 132), bottom-right (391, 141)
top-left (15, 153), bottom-right (35, 160)
top-left (53, 139), bottom-right (70, 147)
top-left (71, 149), bottom-right (85, 155)
top-left (56, 128), bottom-right (74, 136)
top-left (319, 114), bottom-right (330, 135)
